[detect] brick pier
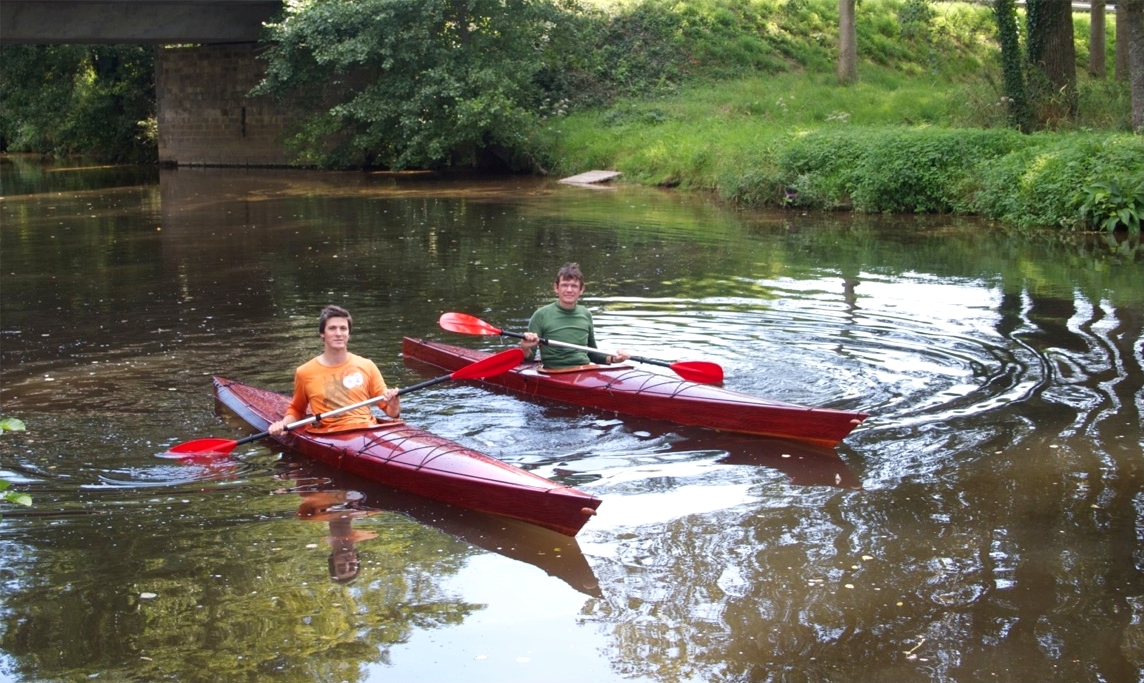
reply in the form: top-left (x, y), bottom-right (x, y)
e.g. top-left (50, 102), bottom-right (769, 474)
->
top-left (155, 44), bottom-right (296, 167)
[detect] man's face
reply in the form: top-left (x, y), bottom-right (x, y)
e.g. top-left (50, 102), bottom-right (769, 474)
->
top-left (330, 545), bottom-right (361, 582)
top-left (320, 317), bottom-right (351, 350)
top-left (554, 277), bottom-right (584, 308)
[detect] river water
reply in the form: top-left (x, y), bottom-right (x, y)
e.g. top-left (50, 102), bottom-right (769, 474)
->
top-left (1, 157), bottom-right (1142, 683)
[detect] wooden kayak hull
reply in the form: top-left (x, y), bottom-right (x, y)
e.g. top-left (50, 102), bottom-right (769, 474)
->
top-left (212, 376), bottom-right (601, 536)
top-left (402, 338), bottom-right (868, 448)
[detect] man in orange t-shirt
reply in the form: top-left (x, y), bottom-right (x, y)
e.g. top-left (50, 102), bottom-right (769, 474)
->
top-left (268, 305), bottom-right (400, 435)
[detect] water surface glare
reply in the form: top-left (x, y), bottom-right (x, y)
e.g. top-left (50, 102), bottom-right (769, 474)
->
top-left (1, 161), bottom-right (1142, 683)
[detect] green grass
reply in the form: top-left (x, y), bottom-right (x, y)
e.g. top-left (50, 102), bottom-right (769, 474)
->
top-left (536, 0), bottom-right (1141, 232)
top-left (540, 65), bottom-right (1000, 187)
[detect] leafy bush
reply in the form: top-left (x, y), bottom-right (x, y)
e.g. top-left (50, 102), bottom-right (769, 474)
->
top-left (849, 128), bottom-right (1022, 213)
top-left (255, 0), bottom-right (586, 169)
top-left (969, 134), bottom-right (1144, 230)
top-left (0, 45), bottom-right (156, 163)
top-left (780, 129), bottom-right (868, 209)
top-left (805, 130), bottom-right (1143, 230)
top-left (777, 127), bottom-right (1023, 213)
top-left (1075, 174), bottom-right (1144, 234)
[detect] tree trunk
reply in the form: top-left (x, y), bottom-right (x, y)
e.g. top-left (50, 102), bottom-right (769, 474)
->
top-left (995, 0), bottom-right (1032, 131)
top-left (1089, 1), bottom-right (1106, 78)
top-left (1116, 2), bottom-right (1131, 81)
top-left (1026, 0), bottom-right (1078, 120)
top-left (1124, 0), bottom-right (1144, 131)
top-left (837, 0), bottom-right (858, 84)
top-left (453, 0), bottom-right (471, 45)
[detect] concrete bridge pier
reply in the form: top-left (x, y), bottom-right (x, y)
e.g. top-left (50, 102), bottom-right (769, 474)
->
top-left (2, 0), bottom-right (300, 166)
top-left (156, 44), bottom-right (295, 166)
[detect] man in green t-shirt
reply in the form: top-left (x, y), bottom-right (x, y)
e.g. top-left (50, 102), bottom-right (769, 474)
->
top-left (519, 263), bottom-right (631, 370)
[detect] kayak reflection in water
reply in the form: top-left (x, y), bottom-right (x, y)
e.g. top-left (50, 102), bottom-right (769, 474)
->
top-left (268, 305), bottom-right (401, 436)
top-left (519, 262), bottom-right (631, 370)
top-left (295, 488), bottom-right (378, 584)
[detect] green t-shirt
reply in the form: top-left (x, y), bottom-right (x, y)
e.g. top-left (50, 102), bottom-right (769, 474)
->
top-left (526, 302), bottom-right (608, 368)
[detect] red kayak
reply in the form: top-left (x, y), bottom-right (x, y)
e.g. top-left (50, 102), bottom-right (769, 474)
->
top-left (212, 376), bottom-right (601, 536)
top-left (402, 338), bottom-right (868, 447)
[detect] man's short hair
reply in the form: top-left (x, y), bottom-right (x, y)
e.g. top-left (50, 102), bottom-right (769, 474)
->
top-left (318, 305), bottom-right (353, 334)
top-left (555, 262), bottom-right (584, 285)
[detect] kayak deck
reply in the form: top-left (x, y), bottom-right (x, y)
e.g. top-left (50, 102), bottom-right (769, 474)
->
top-left (212, 376), bottom-right (601, 536)
top-left (402, 337), bottom-right (868, 447)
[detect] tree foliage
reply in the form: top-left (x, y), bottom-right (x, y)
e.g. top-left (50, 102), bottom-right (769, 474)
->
top-left (0, 45), bottom-right (156, 163)
top-left (253, 0), bottom-right (589, 170)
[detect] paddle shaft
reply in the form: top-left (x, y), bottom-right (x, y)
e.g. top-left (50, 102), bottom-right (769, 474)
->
top-left (168, 347), bottom-right (525, 457)
top-left (438, 311), bottom-right (724, 384)
top-left (497, 328), bottom-right (649, 365)
top-left (238, 373), bottom-right (458, 445)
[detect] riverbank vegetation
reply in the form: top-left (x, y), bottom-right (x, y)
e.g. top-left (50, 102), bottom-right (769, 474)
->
top-left (0, 46), bottom-right (155, 164)
top-left (251, 0), bottom-right (1144, 232)
top-left (527, 0), bottom-right (1143, 232)
top-left (2, 0), bottom-right (1141, 232)
top-left (542, 68), bottom-right (1143, 231)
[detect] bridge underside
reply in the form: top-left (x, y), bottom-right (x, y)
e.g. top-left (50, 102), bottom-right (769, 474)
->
top-left (3, 0), bottom-right (304, 167)
top-left (0, 1), bottom-right (280, 44)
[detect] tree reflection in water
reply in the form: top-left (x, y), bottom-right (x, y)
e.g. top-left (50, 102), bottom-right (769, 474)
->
top-left (0, 163), bottom-right (1140, 682)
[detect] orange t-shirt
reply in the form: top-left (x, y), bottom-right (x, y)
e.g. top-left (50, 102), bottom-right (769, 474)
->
top-left (284, 353), bottom-right (388, 433)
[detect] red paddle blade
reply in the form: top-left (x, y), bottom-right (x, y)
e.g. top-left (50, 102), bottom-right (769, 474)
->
top-left (163, 437), bottom-right (239, 457)
top-left (670, 361), bottom-right (724, 384)
top-left (439, 312), bottom-right (503, 336)
top-left (451, 348), bottom-right (524, 379)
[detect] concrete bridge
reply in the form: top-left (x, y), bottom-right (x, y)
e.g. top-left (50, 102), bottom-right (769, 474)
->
top-left (1, 0), bottom-right (296, 166)
top-left (0, 0), bottom-right (280, 44)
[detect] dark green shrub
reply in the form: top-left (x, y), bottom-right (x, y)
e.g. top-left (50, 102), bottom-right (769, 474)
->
top-left (0, 45), bottom-right (155, 162)
top-left (969, 134), bottom-right (1144, 230)
top-left (779, 129), bottom-right (867, 209)
top-left (848, 127), bottom-right (1021, 213)
top-left (779, 127), bottom-right (1022, 213)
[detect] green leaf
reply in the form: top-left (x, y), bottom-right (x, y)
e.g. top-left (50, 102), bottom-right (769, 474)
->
top-left (4, 492), bottom-right (32, 507)
top-left (0, 417), bottom-right (26, 432)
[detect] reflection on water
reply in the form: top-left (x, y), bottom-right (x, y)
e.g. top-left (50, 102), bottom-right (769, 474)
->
top-left (289, 486), bottom-right (379, 584)
top-left (278, 455), bottom-right (602, 597)
top-left (0, 163), bottom-right (1142, 683)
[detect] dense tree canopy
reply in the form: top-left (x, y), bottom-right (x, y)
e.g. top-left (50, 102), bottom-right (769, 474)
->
top-left (0, 45), bottom-right (155, 163)
top-left (253, 0), bottom-right (589, 170)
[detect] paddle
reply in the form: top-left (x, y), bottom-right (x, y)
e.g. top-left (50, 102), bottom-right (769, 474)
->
top-left (438, 312), bottom-right (725, 385)
top-left (165, 347), bottom-right (525, 458)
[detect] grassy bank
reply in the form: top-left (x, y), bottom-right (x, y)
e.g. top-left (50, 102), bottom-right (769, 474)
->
top-left (537, 0), bottom-right (1143, 233)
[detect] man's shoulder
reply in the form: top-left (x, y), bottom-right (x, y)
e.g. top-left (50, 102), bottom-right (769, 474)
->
top-left (531, 301), bottom-right (560, 320)
top-left (347, 352), bottom-right (381, 372)
top-left (537, 302), bottom-right (590, 315)
top-left (297, 356), bottom-right (324, 373)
